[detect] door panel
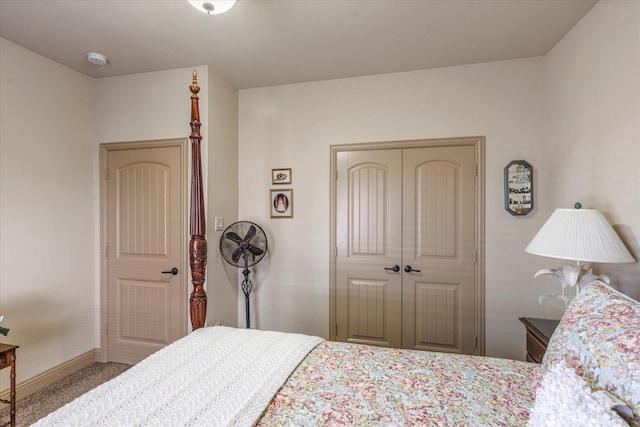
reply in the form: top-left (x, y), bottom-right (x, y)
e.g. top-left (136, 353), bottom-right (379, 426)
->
top-left (348, 279), bottom-right (388, 340)
top-left (106, 143), bottom-right (186, 364)
top-left (402, 146), bottom-right (476, 354)
top-left (414, 282), bottom-right (458, 347)
top-left (416, 161), bottom-right (458, 258)
top-left (336, 149), bottom-right (402, 348)
top-left (414, 282), bottom-right (460, 348)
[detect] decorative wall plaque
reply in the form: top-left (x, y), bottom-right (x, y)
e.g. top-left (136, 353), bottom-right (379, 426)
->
top-left (504, 160), bottom-right (533, 216)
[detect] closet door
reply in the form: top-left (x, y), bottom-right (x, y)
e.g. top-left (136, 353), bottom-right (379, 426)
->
top-left (335, 149), bottom-right (403, 348)
top-left (402, 146), bottom-right (477, 354)
top-left (333, 141), bottom-right (480, 354)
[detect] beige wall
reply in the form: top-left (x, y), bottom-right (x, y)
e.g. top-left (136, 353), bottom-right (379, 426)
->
top-left (0, 38), bottom-right (96, 385)
top-left (207, 71), bottom-right (240, 327)
top-left (542, 0), bottom-right (640, 315)
top-left (94, 67), bottom-right (208, 144)
top-left (239, 57), bottom-right (549, 359)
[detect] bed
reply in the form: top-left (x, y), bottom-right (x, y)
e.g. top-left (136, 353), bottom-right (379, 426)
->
top-left (33, 73), bottom-right (639, 426)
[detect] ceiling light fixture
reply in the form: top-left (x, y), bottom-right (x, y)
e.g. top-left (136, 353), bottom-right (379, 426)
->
top-left (87, 52), bottom-right (108, 66)
top-left (188, 0), bottom-right (237, 15)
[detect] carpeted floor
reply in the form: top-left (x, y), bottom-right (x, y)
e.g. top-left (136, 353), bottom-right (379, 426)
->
top-left (0, 362), bottom-right (130, 426)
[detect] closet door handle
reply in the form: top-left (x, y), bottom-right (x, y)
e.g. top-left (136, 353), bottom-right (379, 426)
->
top-left (162, 267), bottom-right (179, 275)
top-left (384, 265), bottom-right (400, 273)
top-left (404, 265), bottom-right (421, 273)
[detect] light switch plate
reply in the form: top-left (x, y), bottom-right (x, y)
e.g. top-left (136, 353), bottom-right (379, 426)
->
top-left (214, 217), bottom-right (224, 231)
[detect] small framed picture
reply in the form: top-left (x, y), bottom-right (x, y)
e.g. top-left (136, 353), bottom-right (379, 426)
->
top-left (272, 168), bottom-right (292, 185)
top-left (271, 189), bottom-right (293, 218)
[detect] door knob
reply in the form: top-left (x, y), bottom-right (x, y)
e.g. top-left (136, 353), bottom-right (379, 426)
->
top-left (384, 265), bottom-right (400, 273)
top-left (404, 265), bottom-right (421, 273)
top-left (162, 267), bottom-right (179, 275)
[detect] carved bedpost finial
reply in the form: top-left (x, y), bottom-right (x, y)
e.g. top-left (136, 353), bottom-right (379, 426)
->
top-left (189, 70), bottom-right (207, 330)
top-left (190, 70), bottom-right (200, 95)
top-left (190, 70), bottom-right (201, 126)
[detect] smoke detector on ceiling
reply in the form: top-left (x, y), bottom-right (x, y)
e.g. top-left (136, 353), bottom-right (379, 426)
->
top-left (87, 52), bottom-right (108, 66)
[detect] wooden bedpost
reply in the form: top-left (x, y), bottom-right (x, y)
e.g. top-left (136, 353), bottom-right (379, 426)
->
top-left (189, 70), bottom-right (207, 330)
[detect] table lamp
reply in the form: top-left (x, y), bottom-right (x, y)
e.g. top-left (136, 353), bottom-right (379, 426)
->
top-left (525, 203), bottom-right (635, 306)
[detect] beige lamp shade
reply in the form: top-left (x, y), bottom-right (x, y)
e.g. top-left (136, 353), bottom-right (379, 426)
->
top-left (525, 208), bottom-right (635, 263)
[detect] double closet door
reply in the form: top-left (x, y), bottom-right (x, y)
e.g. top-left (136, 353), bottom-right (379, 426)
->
top-left (334, 140), bottom-right (481, 355)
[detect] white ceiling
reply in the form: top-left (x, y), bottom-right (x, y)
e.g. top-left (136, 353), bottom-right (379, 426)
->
top-left (0, 0), bottom-right (598, 89)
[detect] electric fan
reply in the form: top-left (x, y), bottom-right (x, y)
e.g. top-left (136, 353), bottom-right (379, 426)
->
top-left (219, 221), bottom-right (268, 328)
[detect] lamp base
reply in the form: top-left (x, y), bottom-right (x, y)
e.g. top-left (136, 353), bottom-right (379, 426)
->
top-left (534, 263), bottom-right (609, 307)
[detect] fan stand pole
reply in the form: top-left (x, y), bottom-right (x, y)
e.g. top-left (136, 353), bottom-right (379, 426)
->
top-left (241, 267), bottom-right (252, 328)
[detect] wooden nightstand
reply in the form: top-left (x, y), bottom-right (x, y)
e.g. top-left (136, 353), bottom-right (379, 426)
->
top-left (0, 344), bottom-right (18, 427)
top-left (519, 317), bottom-right (559, 363)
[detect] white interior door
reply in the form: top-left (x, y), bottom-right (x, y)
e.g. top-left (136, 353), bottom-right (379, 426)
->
top-left (334, 140), bottom-right (481, 354)
top-left (104, 140), bottom-right (187, 364)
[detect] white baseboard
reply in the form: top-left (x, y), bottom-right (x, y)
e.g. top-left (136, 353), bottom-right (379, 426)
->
top-left (0, 348), bottom-right (100, 402)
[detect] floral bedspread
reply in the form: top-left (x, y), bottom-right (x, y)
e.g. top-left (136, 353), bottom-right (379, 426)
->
top-left (258, 341), bottom-right (539, 426)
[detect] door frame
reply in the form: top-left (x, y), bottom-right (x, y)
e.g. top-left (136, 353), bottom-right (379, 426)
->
top-left (99, 138), bottom-right (189, 362)
top-left (329, 136), bottom-right (486, 355)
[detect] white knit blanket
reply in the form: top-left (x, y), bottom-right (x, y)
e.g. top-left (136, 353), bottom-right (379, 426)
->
top-left (33, 326), bottom-right (324, 426)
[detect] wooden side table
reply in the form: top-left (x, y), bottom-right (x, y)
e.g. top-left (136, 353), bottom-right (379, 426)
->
top-left (519, 317), bottom-right (559, 363)
top-left (0, 344), bottom-right (18, 427)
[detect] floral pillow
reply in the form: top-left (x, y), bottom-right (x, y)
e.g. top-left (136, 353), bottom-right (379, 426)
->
top-left (528, 362), bottom-right (627, 426)
top-left (542, 280), bottom-right (640, 420)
